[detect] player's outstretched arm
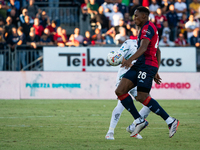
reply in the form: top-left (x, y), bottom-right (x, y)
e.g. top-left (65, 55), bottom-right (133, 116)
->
top-left (121, 39), bottom-right (150, 69)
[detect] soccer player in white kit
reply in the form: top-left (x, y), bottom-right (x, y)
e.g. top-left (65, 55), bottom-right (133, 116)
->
top-left (105, 39), bottom-right (151, 140)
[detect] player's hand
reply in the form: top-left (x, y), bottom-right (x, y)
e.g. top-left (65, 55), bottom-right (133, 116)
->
top-left (154, 73), bottom-right (162, 85)
top-left (121, 59), bottom-right (132, 69)
top-left (121, 57), bottom-right (126, 64)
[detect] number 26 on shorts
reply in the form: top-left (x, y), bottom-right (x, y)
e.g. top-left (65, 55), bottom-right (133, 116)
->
top-left (138, 71), bottom-right (147, 79)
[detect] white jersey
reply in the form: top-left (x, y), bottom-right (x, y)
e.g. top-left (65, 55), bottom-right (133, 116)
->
top-left (115, 39), bottom-right (137, 86)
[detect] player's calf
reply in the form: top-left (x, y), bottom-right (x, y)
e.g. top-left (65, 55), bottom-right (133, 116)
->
top-left (135, 92), bottom-right (150, 103)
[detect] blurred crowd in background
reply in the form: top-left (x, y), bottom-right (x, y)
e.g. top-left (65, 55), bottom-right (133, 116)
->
top-left (1, 0), bottom-right (200, 49)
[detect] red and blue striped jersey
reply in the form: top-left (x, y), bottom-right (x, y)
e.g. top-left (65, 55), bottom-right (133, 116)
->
top-left (135, 21), bottom-right (159, 68)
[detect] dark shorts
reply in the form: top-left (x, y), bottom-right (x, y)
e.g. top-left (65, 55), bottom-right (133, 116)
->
top-left (123, 65), bottom-right (158, 93)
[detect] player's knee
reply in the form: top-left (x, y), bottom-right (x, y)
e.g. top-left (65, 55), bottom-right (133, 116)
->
top-left (115, 87), bottom-right (127, 96)
top-left (136, 94), bottom-right (149, 103)
top-left (115, 88), bottom-right (123, 96)
top-left (135, 95), bottom-right (142, 102)
top-left (135, 95), bottom-right (144, 103)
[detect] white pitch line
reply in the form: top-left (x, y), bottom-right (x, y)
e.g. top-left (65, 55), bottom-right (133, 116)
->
top-left (6, 125), bottom-right (31, 127)
top-left (0, 116), bottom-right (54, 119)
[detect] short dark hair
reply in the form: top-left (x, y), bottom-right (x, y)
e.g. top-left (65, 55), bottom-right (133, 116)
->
top-left (136, 6), bottom-right (150, 16)
top-left (18, 26), bottom-right (23, 32)
top-left (52, 20), bottom-right (57, 25)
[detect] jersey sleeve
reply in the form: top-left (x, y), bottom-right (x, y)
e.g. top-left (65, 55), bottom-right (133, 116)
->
top-left (116, 40), bottom-right (130, 57)
top-left (140, 24), bottom-right (155, 41)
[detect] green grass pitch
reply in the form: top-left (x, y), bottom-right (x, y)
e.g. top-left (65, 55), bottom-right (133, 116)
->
top-left (0, 100), bottom-right (200, 150)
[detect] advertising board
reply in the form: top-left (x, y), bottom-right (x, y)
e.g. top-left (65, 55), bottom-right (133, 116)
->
top-left (43, 47), bottom-right (196, 72)
top-left (0, 72), bottom-right (199, 100)
top-left (0, 72), bottom-right (20, 99)
top-left (20, 72), bottom-right (200, 100)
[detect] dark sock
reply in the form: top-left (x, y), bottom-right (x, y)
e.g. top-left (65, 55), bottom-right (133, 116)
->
top-left (143, 96), bottom-right (169, 120)
top-left (119, 93), bottom-right (141, 120)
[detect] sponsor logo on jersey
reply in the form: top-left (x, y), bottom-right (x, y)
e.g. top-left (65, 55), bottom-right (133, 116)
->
top-left (143, 29), bottom-right (151, 35)
top-left (123, 49), bottom-right (129, 52)
top-left (120, 46), bottom-right (125, 51)
top-left (125, 54), bottom-right (131, 60)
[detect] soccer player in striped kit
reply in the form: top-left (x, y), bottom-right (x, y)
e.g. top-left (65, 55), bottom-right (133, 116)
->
top-left (115, 6), bottom-right (179, 138)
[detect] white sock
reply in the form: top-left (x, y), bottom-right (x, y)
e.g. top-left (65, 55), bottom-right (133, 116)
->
top-left (134, 117), bottom-right (144, 124)
top-left (108, 100), bottom-right (125, 133)
top-left (129, 123), bottom-right (136, 131)
top-left (132, 105), bottom-right (150, 125)
top-left (108, 127), bottom-right (115, 133)
top-left (165, 117), bottom-right (175, 125)
top-left (139, 105), bottom-right (151, 119)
